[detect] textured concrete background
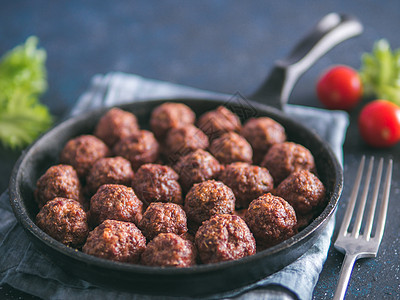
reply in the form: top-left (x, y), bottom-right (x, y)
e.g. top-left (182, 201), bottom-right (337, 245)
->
top-left (1, 1), bottom-right (400, 299)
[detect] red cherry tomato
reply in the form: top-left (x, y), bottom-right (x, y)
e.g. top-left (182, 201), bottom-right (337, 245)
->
top-left (358, 100), bottom-right (400, 147)
top-left (316, 65), bottom-right (363, 110)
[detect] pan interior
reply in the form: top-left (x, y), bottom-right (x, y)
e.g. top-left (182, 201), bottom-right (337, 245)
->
top-left (9, 97), bottom-right (342, 279)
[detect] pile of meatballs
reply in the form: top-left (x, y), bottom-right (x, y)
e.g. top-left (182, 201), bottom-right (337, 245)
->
top-left (34, 102), bottom-right (326, 268)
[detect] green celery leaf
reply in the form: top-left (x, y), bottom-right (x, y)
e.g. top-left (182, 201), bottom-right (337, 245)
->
top-left (359, 39), bottom-right (400, 105)
top-left (0, 36), bottom-right (52, 149)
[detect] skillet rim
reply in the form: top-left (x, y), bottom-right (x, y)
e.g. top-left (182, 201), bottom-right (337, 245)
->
top-left (8, 96), bottom-right (343, 277)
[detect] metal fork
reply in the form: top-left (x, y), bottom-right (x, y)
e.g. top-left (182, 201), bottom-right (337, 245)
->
top-left (333, 156), bottom-right (393, 300)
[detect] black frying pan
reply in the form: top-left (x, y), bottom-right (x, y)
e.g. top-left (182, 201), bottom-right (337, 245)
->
top-left (9, 13), bottom-right (362, 297)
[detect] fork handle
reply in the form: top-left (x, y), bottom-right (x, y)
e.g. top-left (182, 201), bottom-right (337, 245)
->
top-left (333, 253), bottom-right (358, 300)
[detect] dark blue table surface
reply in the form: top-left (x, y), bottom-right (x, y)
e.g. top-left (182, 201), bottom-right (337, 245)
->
top-left (1, 1), bottom-right (400, 299)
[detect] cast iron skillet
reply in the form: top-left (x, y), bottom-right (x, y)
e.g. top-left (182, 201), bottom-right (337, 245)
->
top-left (9, 13), bottom-right (362, 297)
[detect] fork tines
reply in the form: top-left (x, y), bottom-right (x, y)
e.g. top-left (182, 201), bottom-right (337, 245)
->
top-left (333, 156), bottom-right (393, 300)
top-left (337, 156), bottom-right (393, 249)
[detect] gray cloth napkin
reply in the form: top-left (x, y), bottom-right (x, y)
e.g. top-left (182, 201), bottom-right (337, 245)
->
top-left (0, 72), bottom-right (349, 300)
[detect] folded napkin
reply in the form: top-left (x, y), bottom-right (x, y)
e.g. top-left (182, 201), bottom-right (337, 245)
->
top-left (0, 72), bottom-right (349, 300)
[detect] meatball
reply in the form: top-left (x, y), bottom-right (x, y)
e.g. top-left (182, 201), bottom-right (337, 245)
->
top-left (261, 142), bottom-right (316, 185)
top-left (195, 214), bottom-right (256, 264)
top-left (132, 164), bottom-right (182, 205)
top-left (35, 164), bottom-right (84, 209)
top-left (139, 202), bottom-right (187, 240)
top-left (197, 106), bottom-right (241, 140)
top-left (173, 149), bottom-right (221, 192)
top-left (150, 102), bottom-right (196, 140)
top-left (36, 198), bottom-right (89, 247)
top-left (94, 108), bottom-right (140, 147)
top-left (89, 184), bottom-right (143, 227)
top-left (184, 180), bottom-right (235, 227)
top-left (241, 117), bottom-right (286, 164)
top-left (86, 156), bottom-right (134, 195)
top-left (219, 162), bottom-right (274, 209)
top-left (82, 219), bottom-right (146, 263)
top-left (274, 169), bottom-right (326, 216)
top-left (209, 132), bottom-right (252, 164)
top-left (60, 135), bottom-right (110, 179)
top-left (245, 193), bottom-right (297, 249)
top-left (163, 125), bottom-right (209, 162)
top-left (113, 130), bottom-right (160, 170)
top-left (141, 233), bottom-right (196, 267)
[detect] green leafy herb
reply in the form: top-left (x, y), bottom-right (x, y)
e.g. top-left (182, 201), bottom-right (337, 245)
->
top-left (359, 39), bottom-right (400, 105)
top-left (0, 36), bottom-right (52, 149)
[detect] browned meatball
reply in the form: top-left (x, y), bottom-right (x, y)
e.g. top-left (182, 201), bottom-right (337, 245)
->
top-left (82, 219), bottom-right (146, 263)
top-left (197, 106), bottom-right (241, 140)
top-left (139, 202), bottom-right (187, 240)
top-left (261, 142), bottom-right (316, 185)
top-left (36, 198), bottom-right (89, 247)
top-left (163, 125), bottom-right (209, 162)
top-left (132, 164), bottom-right (182, 205)
top-left (89, 184), bottom-right (143, 227)
top-left (195, 214), bottom-right (256, 264)
top-left (86, 156), bottom-right (134, 195)
top-left (94, 108), bottom-right (140, 147)
top-left (173, 149), bottom-right (221, 192)
top-left (219, 162), bottom-right (274, 209)
top-left (242, 117), bottom-right (286, 164)
top-left (113, 130), bottom-right (160, 170)
top-left (274, 169), bottom-right (326, 216)
top-left (150, 102), bottom-right (196, 140)
top-left (245, 193), bottom-right (297, 249)
top-left (35, 164), bottom-right (84, 209)
top-left (141, 233), bottom-right (196, 267)
top-left (184, 180), bottom-right (235, 227)
top-left (209, 132), bottom-right (252, 164)
top-left (60, 135), bottom-right (110, 179)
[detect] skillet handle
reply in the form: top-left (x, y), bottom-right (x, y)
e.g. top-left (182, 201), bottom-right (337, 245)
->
top-left (250, 13), bottom-right (363, 110)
